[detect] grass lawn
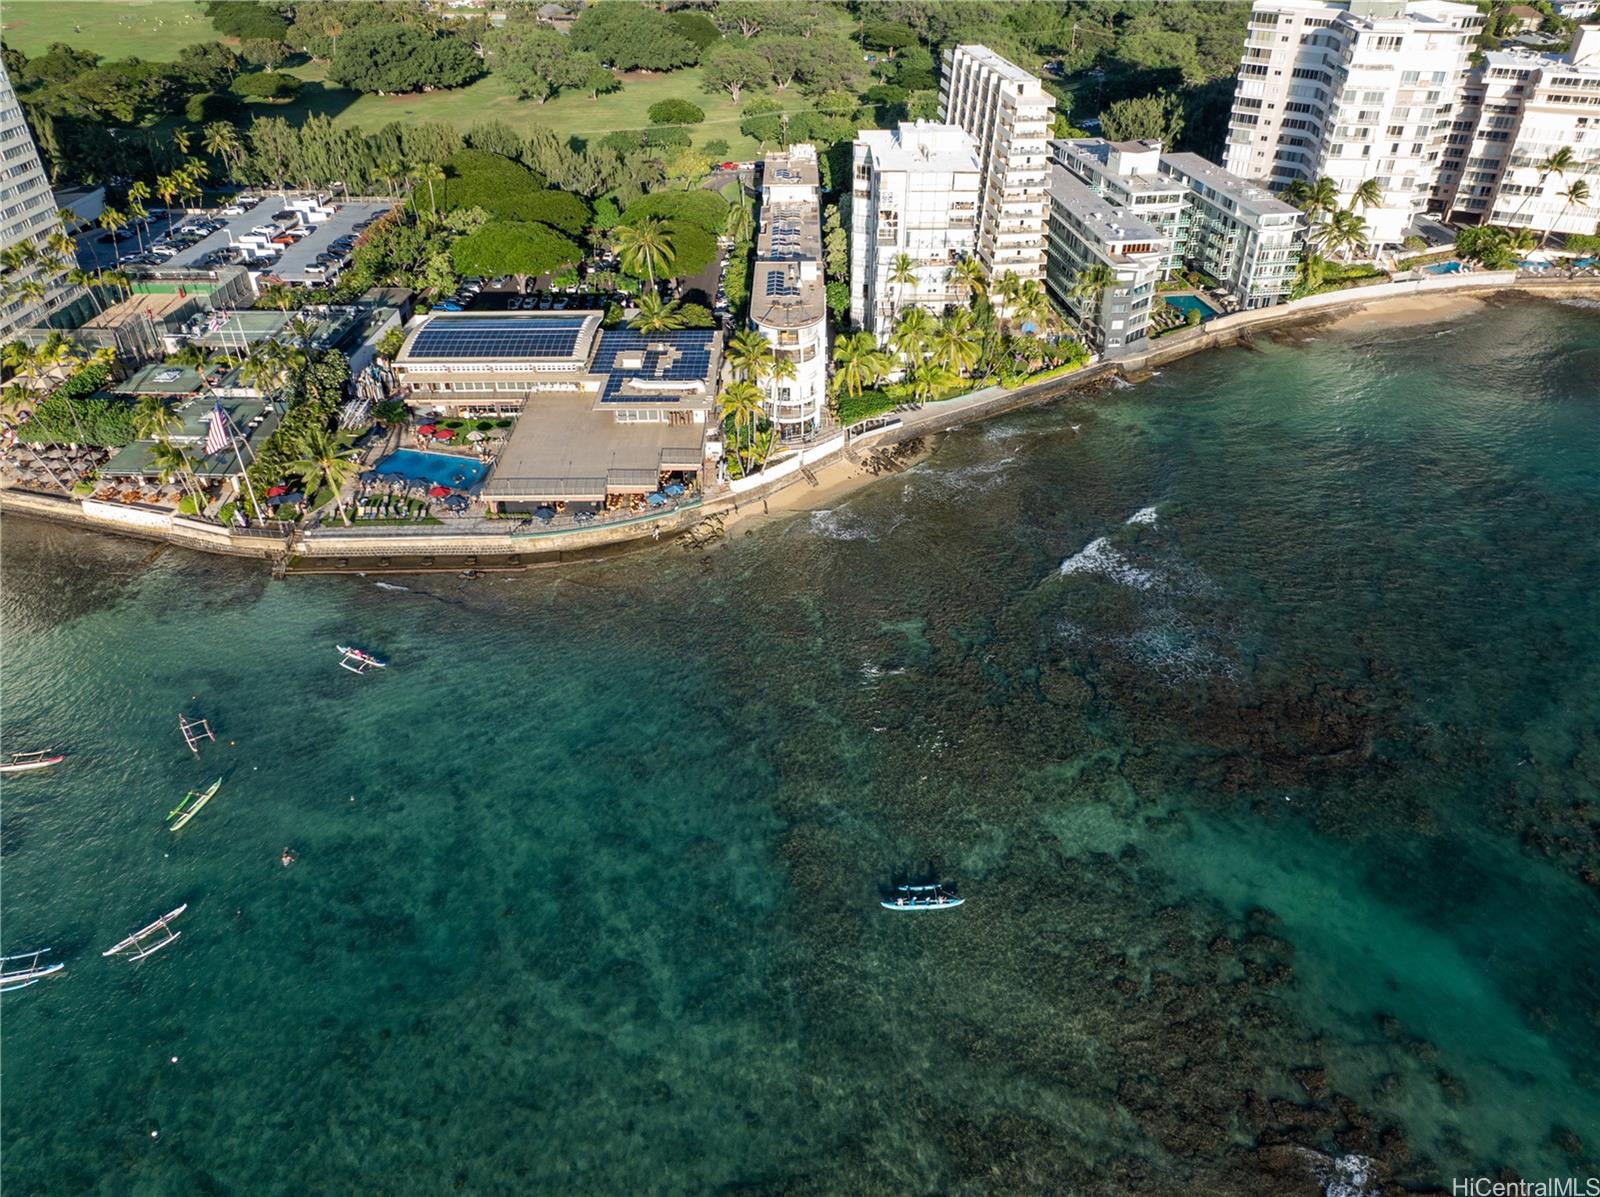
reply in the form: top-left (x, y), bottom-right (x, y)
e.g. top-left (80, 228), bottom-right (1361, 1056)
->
top-left (265, 63), bottom-right (762, 159)
top-left (0, 1), bottom-right (217, 59)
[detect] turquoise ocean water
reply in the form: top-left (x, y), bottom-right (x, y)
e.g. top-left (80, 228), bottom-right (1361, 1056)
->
top-left (3, 297), bottom-right (1598, 1194)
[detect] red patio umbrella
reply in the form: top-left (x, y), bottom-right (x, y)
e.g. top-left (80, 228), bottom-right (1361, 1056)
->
top-left (266, 484), bottom-right (288, 497)
top-left (428, 484), bottom-right (450, 497)
top-left (416, 424), bottom-right (436, 436)
top-left (433, 428), bottom-right (455, 440)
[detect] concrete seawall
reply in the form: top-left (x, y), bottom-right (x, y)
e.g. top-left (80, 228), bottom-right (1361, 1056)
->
top-left (5, 274), bottom-right (1596, 569)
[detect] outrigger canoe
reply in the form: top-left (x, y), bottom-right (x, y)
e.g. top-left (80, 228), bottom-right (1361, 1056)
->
top-left (168, 779), bottom-right (222, 831)
top-left (881, 883), bottom-right (964, 911)
top-left (0, 751), bottom-right (64, 774)
top-left (336, 644), bottom-right (387, 674)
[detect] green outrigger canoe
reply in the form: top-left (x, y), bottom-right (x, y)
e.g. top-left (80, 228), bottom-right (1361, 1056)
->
top-left (168, 779), bottom-right (222, 831)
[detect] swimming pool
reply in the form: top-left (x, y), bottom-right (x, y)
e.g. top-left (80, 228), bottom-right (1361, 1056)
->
top-left (372, 449), bottom-right (487, 490)
top-left (1423, 261), bottom-right (1463, 274)
top-left (1164, 294), bottom-right (1219, 319)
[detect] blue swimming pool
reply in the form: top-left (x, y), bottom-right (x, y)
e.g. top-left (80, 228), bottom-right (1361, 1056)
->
top-left (1423, 261), bottom-right (1463, 274)
top-left (372, 449), bottom-right (487, 490)
top-left (1164, 294), bottom-right (1219, 319)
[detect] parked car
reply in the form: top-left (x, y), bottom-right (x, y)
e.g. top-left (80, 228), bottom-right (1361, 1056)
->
top-left (251, 224), bottom-right (279, 237)
top-left (435, 300), bottom-right (463, 312)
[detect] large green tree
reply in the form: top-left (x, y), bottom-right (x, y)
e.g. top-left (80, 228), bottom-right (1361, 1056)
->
top-left (568, 4), bottom-right (699, 72)
top-left (328, 23), bottom-right (481, 94)
top-left (449, 221), bottom-right (580, 280)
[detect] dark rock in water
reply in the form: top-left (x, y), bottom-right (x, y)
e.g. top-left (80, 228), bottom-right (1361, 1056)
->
top-left (1436, 1071), bottom-right (1468, 1103)
top-left (1550, 1125), bottom-right (1585, 1157)
top-left (1208, 934), bottom-right (1236, 956)
top-left (1111, 974), bottom-right (1138, 997)
top-left (1372, 1072), bottom-right (1404, 1100)
top-left (1291, 1067), bottom-right (1329, 1101)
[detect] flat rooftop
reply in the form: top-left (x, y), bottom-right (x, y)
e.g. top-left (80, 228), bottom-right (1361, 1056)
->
top-left (79, 291), bottom-right (193, 329)
top-left (1161, 152), bottom-right (1303, 221)
top-left (396, 311), bottom-right (603, 370)
top-left (113, 363), bottom-right (205, 396)
top-left (762, 149), bottom-right (820, 191)
top-left (483, 392), bottom-right (705, 502)
top-left (856, 123), bottom-right (980, 175)
top-left (1049, 164), bottom-right (1166, 250)
top-left (101, 399), bottom-right (276, 478)
top-left (950, 44), bottom-right (1048, 90)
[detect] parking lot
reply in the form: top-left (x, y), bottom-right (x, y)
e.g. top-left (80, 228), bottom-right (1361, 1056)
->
top-left (76, 197), bottom-right (394, 284)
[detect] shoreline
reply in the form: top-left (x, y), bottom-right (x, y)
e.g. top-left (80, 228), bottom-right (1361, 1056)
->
top-left (4, 278), bottom-right (1597, 569)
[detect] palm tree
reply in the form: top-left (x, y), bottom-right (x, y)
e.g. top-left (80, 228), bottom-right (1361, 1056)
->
top-left (1546, 179), bottom-right (1591, 250)
top-left (629, 292), bottom-right (686, 332)
top-left (413, 162), bottom-right (446, 217)
top-left (1285, 175), bottom-right (1340, 227)
top-left (132, 394), bottom-right (179, 441)
top-left (904, 358), bottom-right (954, 406)
top-left (1347, 177), bottom-right (1382, 213)
top-left (1503, 225), bottom-right (1537, 256)
top-left (1322, 208), bottom-right (1370, 263)
top-left (1514, 145), bottom-right (1577, 227)
top-left (889, 305), bottom-right (933, 367)
top-left (1014, 279), bottom-right (1052, 332)
top-left (724, 328), bottom-right (774, 383)
top-left (288, 427), bottom-right (360, 525)
top-left (98, 207), bottom-right (127, 267)
top-left (992, 270), bottom-right (1024, 326)
top-left (202, 122), bottom-right (243, 176)
top-left (948, 256), bottom-right (988, 305)
top-left (99, 269), bottom-right (132, 302)
top-left (151, 438), bottom-right (205, 510)
top-left (888, 252), bottom-right (917, 321)
top-left (829, 331), bottom-right (890, 401)
top-left (717, 379), bottom-right (766, 474)
top-left (258, 283), bottom-right (297, 312)
top-left (930, 309), bottom-right (982, 377)
top-left (67, 268), bottom-right (105, 313)
top-left (615, 217), bottom-right (676, 290)
top-left (1068, 263), bottom-right (1116, 337)
top-left (239, 340), bottom-right (302, 395)
top-left (154, 174), bottom-right (181, 236)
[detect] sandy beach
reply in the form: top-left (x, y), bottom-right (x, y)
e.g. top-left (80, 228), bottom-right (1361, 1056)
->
top-left (1322, 289), bottom-right (1488, 331)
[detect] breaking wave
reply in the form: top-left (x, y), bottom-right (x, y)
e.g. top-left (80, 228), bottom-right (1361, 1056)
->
top-left (1059, 537), bottom-right (1157, 590)
top-left (1125, 505), bottom-right (1159, 527)
top-left (808, 509), bottom-right (903, 541)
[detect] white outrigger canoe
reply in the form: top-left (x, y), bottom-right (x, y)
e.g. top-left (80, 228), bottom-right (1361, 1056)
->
top-left (1, 949), bottom-right (65, 993)
top-left (0, 750), bottom-right (64, 774)
top-left (103, 904), bottom-right (188, 962)
top-left (881, 883), bottom-right (965, 912)
top-left (337, 644), bottom-right (387, 674)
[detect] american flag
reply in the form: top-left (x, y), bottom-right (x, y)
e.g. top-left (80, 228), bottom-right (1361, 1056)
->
top-left (203, 402), bottom-right (231, 456)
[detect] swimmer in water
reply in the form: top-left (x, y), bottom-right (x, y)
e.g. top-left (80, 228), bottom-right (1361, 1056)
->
top-left (281, 848), bottom-right (295, 867)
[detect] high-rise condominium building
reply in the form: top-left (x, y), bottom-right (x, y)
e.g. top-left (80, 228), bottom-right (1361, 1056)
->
top-left (1439, 24), bottom-right (1600, 234)
top-left (1047, 139), bottom-right (1306, 353)
top-left (848, 121), bottom-right (982, 338)
top-left (750, 145), bottom-right (826, 438)
top-left (939, 45), bottom-right (1055, 307)
top-left (0, 61), bottom-right (84, 340)
top-left (1223, 0), bottom-right (1483, 246)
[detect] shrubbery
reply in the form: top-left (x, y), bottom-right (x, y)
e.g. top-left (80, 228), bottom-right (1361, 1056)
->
top-left (439, 150), bottom-right (592, 233)
top-left (450, 221), bottom-right (581, 279)
top-left (230, 72), bottom-right (301, 100)
top-left (648, 99), bottom-right (706, 126)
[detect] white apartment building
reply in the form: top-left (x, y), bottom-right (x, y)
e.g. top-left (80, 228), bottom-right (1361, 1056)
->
top-left (1441, 25), bottom-right (1600, 235)
top-left (0, 61), bottom-right (86, 340)
top-left (1046, 162), bottom-right (1170, 355)
top-left (1053, 139), bottom-right (1307, 314)
top-left (1224, 0), bottom-right (1484, 246)
top-left (939, 45), bottom-right (1056, 309)
top-left (750, 145), bottom-right (826, 437)
top-left (1553, 1), bottom-right (1597, 21)
top-left (848, 121), bottom-right (982, 338)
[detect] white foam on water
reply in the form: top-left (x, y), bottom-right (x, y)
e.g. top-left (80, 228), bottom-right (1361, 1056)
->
top-left (1300, 1150), bottom-right (1379, 1197)
top-left (1058, 537), bottom-right (1157, 590)
top-left (1125, 505), bottom-right (1159, 527)
top-left (808, 509), bottom-right (902, 542)
top-left (1559, 297), bottom-right (1600, 311)
top-left (373, 581), bottom-right (410, 592)
top-left (929, 455), bottom-right (1016, 494)
top-left (859, 662), bottom-right (906, 682)
top-left (1110, 376), bottom-right (1134, 390)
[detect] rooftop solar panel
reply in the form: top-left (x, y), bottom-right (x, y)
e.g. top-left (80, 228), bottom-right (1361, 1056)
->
top-left (409, 315), bottom-right (592, 360)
